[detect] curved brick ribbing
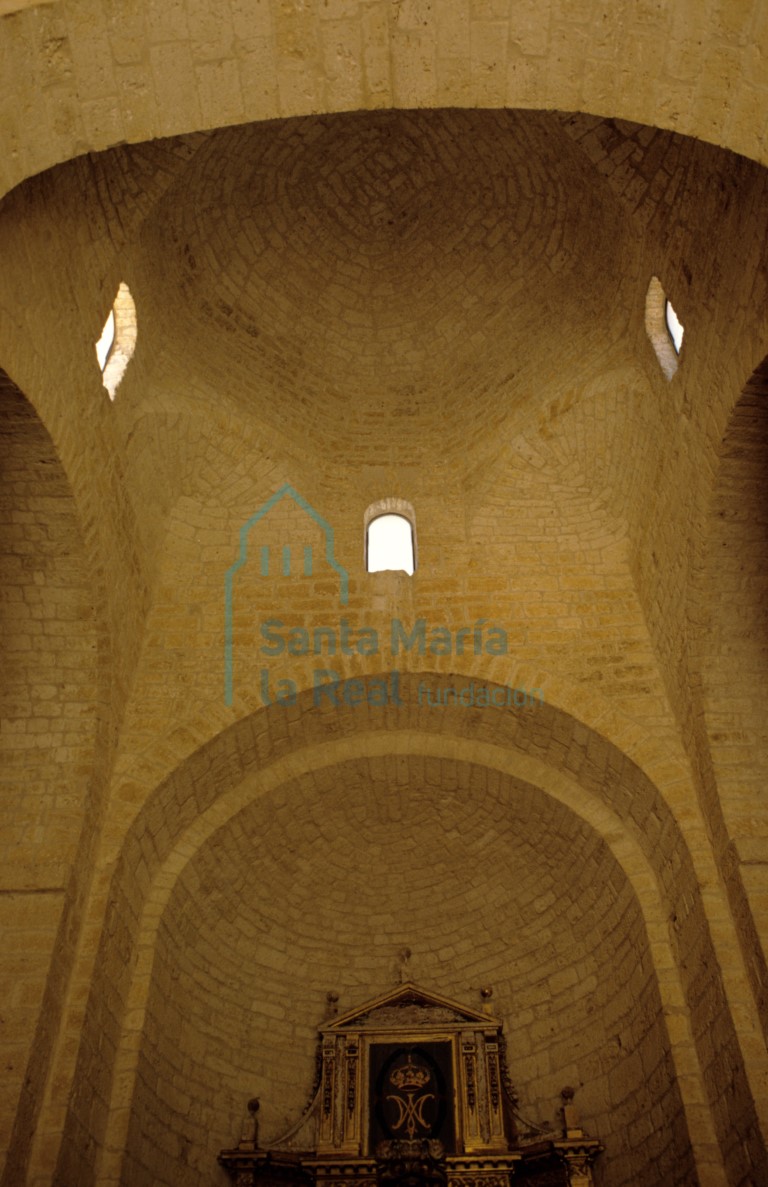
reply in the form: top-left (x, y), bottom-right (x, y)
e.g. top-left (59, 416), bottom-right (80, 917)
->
top-left (2, 1), bottom-right (768, 201)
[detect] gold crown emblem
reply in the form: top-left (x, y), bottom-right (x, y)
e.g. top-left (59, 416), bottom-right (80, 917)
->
top-left (389, 1056), bottom-right (430, 1091)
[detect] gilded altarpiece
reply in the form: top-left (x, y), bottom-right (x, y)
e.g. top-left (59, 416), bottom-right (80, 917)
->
top-left (219, 984), bottom-right (601, 1187)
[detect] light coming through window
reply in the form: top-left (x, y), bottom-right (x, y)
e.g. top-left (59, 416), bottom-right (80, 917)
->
top-left (367, 514), bottom-right (415, 575)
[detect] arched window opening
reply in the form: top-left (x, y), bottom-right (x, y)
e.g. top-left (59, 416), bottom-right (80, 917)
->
top-left (365, 500), bottom-right (416, 575)
top-left (644, 276), bottom-right (682, 380)
top-left (95, 282), bottom-right (137, 400)
top-left (367, 515), bottom-right (415, 574)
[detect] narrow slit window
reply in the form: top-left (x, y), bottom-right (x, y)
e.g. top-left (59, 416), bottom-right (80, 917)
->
top-left (665, 298), bottom-right (684, 354)
top-left (95, 282), bottom-right (137, 400)
top-left (367, 514), bottom-right (415, 575)
top-left (95, 310), bottom-right (115, 371)
top-left (645, 277), bottom-right (682, 380)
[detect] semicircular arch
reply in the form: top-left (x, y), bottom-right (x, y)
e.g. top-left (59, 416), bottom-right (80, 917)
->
top-left (110, 743), bottom-right (706, 1186)
top-left (2, 4), bottom-right (768, 201)
top-left (54, 674), bottom-right (767, 1186)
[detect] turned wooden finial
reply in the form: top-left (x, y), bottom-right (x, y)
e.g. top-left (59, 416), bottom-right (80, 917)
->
top-left (240, 1097), bottom-right (260, 1148)
top-left (560, 1086), bottom-right (583, 1138)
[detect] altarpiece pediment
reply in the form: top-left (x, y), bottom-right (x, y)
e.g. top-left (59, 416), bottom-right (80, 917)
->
top-left (219, 984), bottom-right (601, 1187)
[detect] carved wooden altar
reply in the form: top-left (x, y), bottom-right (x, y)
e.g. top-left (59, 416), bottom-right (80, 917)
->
top-left (219, 984), bottom-right (601, 1187)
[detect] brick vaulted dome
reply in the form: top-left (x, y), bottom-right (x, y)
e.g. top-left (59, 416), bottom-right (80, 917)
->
top-left (136, 109), bottom-right (627, 464)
